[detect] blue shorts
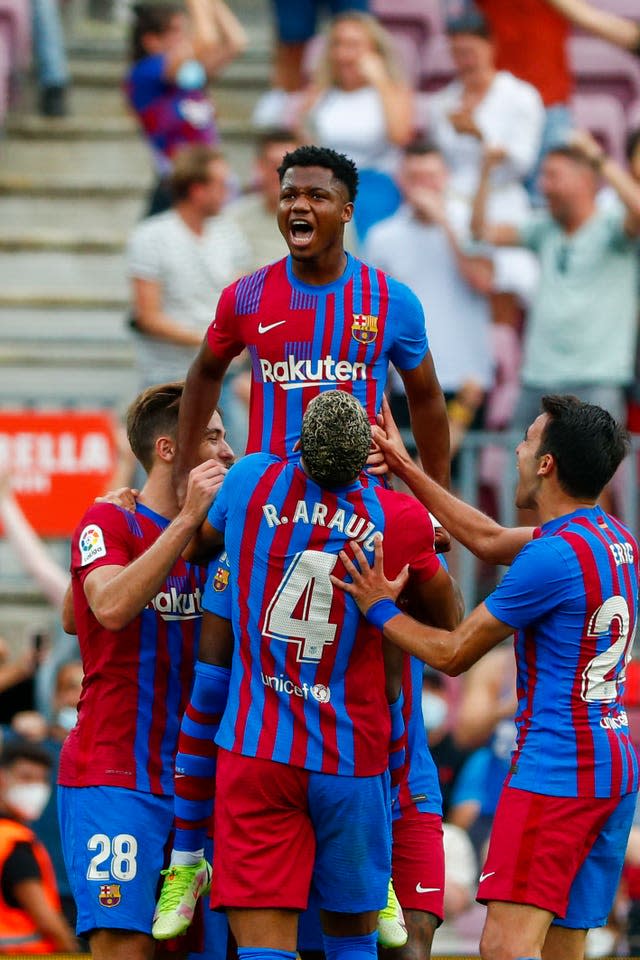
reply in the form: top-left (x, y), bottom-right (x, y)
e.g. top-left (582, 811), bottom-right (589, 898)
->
top-left (58, 784), bottom-right (174, 937)
top-left (213, 750), bottom-right (391, 913)
top-left (555, 790), bottom-right (637, 929)
top-left (271, 0), bottom-right (369, 44)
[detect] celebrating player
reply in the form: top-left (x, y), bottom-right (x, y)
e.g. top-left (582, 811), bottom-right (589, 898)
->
top-left (173, 144), bottom-right (450, 489)
top-left (334, 395), bottom-right (639, 960)
top-left (185, 391), bottom-right (458, 960)
top-left (57, 383), bottom-right (233, 960)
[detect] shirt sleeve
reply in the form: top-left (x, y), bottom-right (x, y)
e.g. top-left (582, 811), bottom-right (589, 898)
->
top-left (517, 214), bottom-right (551, 252)
top-left (126, 219), bottom-right (161, 281)
top-left (206, 283), bottom-right (245, 362)
top-left (207, 453), bottom-right (275, 534)
top-left (71, 503), bottom-right (134, 586)
top-left (484, 537), bottom-right (572, 629)
top-left (201, 550), bottom-right (233, 617)
top-left (386, 280), bottom-right (429, 372)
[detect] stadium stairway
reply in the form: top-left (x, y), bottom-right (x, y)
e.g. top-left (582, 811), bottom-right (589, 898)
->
top-left (0, 0), bottom-right (270, 624)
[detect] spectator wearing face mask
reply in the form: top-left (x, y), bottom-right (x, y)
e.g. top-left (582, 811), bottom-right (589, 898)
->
top-left (0, 739), bottom-right (77, 952)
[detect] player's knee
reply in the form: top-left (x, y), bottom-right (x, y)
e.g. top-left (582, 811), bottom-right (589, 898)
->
top-left (479, 921), bottom-right (516, 960)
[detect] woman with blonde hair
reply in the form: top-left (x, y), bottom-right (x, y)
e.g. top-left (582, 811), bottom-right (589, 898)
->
top-left (299, 10), bottom-right (414, 240)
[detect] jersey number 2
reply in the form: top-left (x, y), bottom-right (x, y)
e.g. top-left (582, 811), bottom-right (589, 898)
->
top-left (263, 550), bottom-right (338, 662)
top-left (582, 595), bottom-right (635, 702)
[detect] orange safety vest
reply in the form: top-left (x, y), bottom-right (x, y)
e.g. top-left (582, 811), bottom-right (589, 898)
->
top-left (0, 818), bottom-right (61, 954)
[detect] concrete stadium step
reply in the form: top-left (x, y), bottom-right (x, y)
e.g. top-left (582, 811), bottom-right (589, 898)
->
top-left (0, 230), bottom-right (125, 253)
top-left (0, 191), bottom-right (144, 231)
top-left (0, 305), bottom-right (130, 344)
top-left (0, 359), bottom-right (136, 407)
top-left (0, 249), bottom-right (127, 298)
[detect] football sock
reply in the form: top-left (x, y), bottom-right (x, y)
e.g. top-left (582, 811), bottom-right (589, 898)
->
top-left (322, 931), bottom-right (378, 960)
top-left (172, 661), bottom-right (231, 861)
top-left (238, 949), bottom-right (297, 960)
top-left (388, 692), bottom-right (406, 808)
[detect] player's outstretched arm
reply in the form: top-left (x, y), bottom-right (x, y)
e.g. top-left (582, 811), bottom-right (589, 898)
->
top-left (174, 341), bottom-right (231, 505)
top-left (83, 461), bottom-right (225, 631)
top-left (375, 397), bottom-right (533, 565)
top-left (542, 0), bottom-right (640, 50)
top-left (332, 538), bottom-right (512, 676)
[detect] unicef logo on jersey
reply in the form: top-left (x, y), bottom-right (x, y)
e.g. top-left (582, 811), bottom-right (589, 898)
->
top-left (260, 672), bottom-right (331, 704)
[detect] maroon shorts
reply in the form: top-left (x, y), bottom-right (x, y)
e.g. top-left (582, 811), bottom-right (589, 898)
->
top-left (477, 785), bottom-right (622, 917)
top-left (392, 808), bottom-right (444, 920)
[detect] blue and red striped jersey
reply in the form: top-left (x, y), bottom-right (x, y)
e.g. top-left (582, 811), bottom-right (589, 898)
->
top-left (485, 506), bottom-right (639, 798)
top-left (59, 502), bottom-right (205, 795)
top-left (206, 255), bottom-right (429, 458)
top-left (393, 655), bottom-right (443, 820)
top-left (207, 453), bottom-right (440, 776)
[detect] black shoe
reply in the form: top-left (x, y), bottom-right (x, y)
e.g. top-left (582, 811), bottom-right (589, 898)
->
top-left (40, 85), bottom-right (68, 117)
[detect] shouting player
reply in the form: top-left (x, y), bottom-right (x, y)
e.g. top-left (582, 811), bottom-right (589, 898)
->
top-left (185, 391), bottom-right (458, 960)
top-left (57, 383), bottom-right (233, 960)
top-left (173, 144), bottom-right (449, 487)
top-left (335, 395), bottom-right (639, 960)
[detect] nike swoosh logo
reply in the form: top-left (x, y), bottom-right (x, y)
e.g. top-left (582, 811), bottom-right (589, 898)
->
top-left (415, 883), bottom-right (440, 893)
top-left (258, 320), bottom-right (286, 334)
top-left (478, 871), bottom-right (495, 883)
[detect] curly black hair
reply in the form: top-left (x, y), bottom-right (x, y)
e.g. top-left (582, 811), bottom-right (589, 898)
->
top-left (301, 391), bottom-right (371, 487)
top-left (278, 145), bottom-right (359, 201)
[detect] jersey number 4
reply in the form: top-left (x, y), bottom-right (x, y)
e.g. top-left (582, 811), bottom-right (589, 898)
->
top-left (263, 550), bottom-right (338, 662)
top-left (582, 595), bottom-right (635, 703)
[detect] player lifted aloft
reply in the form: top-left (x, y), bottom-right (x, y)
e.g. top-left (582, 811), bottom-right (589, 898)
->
top-left (336, 395), bottom-right (639, 960)
top-left (173, 144), bottom-right (449, 488)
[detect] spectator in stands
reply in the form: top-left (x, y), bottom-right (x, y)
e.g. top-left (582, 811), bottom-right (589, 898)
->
top-left (542, 0), bottom-right (640, 52)
top-left (298, 11), bottom-right (414, 239)
top-left (363, 139), bottom-right (493, 451)
top-left (228, 127), bottom-right (299, 268)
top-left (428, 10), bottom-right (544, 231)
top-left (254, 0), bottom-right (369, 128)
top-left (31, 0), bottom-right (70, 116)
top-left (126, 0), bottom-right (247, 215)
top-left (0, 739), bottom-right (77, 951)
top-left (127, 144), bottom-right (251, 449)
top-left (473, 136), bottom-right (640, 429)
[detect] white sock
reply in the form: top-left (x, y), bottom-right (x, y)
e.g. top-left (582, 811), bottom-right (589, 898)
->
top-left (170, 848), bottom-right (205, 867)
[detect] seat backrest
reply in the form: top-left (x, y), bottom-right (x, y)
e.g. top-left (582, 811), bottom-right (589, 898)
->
top-left (570, 92), bottom-right (628, 165)
top-left (419, 33), bottom-right (456, 93)
top-left (569, 35), bottom-right (640, 109)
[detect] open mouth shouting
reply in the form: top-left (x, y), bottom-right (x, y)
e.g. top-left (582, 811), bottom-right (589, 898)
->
top-left (289, 218), bottom-right (316, 249)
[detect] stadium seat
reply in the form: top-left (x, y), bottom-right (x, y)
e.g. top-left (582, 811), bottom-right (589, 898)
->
top-left (372, 0), bottom-right (443, 50)
top-left (571, 92), bottom-right (628, 165)
top-left (586, 0), bottom-right (640, 17)
top-left (418, 33), bottom-right (456, 93)
top-left (568, 35), bottom-right (640, 110)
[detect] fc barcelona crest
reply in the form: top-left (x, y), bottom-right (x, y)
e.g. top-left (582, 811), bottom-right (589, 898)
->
top-left (351, 314), bottom-right (378, 344)
top-left (99, 884), bottom-right (121, 907)
top-left (213, 566), bottom-right (230, 592)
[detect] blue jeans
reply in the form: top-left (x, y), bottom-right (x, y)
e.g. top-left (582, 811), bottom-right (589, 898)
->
top-left (31, 0), bottom-right (69, 87)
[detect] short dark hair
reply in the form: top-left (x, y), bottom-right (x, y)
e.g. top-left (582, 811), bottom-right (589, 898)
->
top-left (130, 3), bottom-right (183, 62)
top-left (278, 145), bottom-right (359, 201)
top-left (301, 391), bottom-right (371, 487)
top-left (126, 381), bottom-right (183, 472)
top-left (404, 137), bottom-right (442, 158)
top-left (170, 145), bottom-right (225, 203)
top-left (446, 6), bottom-right (491, 38)
top-left (545, 144), bottom-right (599, 173)
top-left (0, 739), bottom-right (52, 771)
top-left (536, 395), bottom-right (629, 500)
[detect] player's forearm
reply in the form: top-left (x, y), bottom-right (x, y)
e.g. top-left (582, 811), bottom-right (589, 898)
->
top-left (395, 458), bottom-right (530, 565)
top-left (409, 393), bottom-right (450, 488)
top-left (89, 512), bottom-right (202, 631)
top-left (174, 347), bottom-right (225, 497)
top-left (382, 614), bottom-right (461, 675)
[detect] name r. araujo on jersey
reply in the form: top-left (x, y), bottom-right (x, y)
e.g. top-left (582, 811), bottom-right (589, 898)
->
top-left (262, 499), bottom-right (382, 553)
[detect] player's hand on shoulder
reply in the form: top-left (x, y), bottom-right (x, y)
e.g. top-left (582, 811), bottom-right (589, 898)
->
top-left (331, 536), bottom-right (410, 615)
top-left (181, 459), bottom-right (228, 524)
top-left (95, 487), bottom-right (140, 513)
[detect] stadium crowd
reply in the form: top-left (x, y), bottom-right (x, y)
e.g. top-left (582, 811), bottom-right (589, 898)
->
top-left (3, 0), bottom-right (640, 958)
